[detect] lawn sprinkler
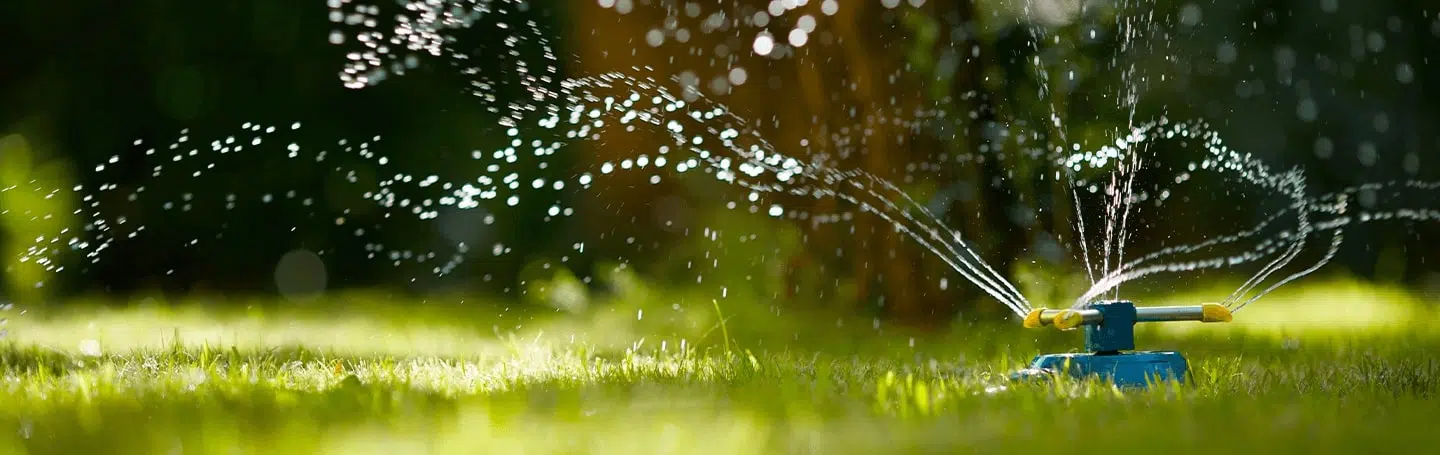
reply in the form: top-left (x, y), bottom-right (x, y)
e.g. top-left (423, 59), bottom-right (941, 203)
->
top-left (1009, 300), bottom-right (1232, 388)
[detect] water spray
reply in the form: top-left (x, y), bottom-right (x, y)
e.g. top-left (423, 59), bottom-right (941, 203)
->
top-left (1009, 301), bottom-right (1232, 388)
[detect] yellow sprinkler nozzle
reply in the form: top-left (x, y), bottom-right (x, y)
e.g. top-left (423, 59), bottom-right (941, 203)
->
top-left (1199, 302), bottom-right (1232, 323)
top-left (1023, 309), bottom-right (1072, 328)
top-left (1053, 310), bottom-right (1087, 330)
top-left (1023, 309), bottom-right (1046, 328)
top-left (1025, 309), bottom-right (1048, 326)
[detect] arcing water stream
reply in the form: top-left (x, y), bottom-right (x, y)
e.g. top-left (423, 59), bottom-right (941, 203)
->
top-left (5, 0), bottom-right (1438, 321)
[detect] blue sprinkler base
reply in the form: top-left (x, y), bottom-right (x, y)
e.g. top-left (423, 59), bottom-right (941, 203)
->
top-left (1011, 351), bottom-right (1189, 388)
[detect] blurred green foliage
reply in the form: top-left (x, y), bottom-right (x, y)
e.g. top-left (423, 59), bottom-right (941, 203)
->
top-left (0, 133), bottom-right (78, 303)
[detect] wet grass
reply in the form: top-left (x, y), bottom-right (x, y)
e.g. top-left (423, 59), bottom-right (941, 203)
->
top-left (0, 278), bottom-right (1436, 454)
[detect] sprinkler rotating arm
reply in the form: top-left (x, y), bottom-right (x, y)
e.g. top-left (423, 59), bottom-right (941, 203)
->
top-left (1023, 303), bottom-right (1232, 330)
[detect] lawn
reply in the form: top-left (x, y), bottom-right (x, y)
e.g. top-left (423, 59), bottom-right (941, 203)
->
top-left (0, 278), bottom-right (1436, 454)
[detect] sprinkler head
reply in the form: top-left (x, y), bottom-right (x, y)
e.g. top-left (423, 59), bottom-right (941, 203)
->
top-left (1012, 301), bottom-right (1233, 388)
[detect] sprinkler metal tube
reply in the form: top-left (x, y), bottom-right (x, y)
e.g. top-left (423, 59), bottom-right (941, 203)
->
top-left (1023, 303), bottom-right (1232, 330)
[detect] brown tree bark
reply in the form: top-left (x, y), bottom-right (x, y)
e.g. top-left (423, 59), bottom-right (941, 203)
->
top-left (563, 1), bottom-right (1005, 328)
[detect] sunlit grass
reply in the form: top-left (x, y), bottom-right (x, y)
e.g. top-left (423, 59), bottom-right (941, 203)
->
top-left (1154, 278), bottom-right (1427, 333)
top-left (0, 277), bottom-right (1436, 454)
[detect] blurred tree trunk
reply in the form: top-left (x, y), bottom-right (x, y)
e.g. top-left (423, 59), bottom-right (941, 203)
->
top-left (934, 0), bottom-right (1024, 322)
top-left (827, 2), bottom-right (918, 324)
top-left (565, 1), bottom-right (1011, 328)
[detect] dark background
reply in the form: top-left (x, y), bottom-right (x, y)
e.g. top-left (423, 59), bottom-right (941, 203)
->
top-left (2, 0), bottom-right (1436, 326)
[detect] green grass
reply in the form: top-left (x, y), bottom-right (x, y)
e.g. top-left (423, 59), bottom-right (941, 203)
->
top-left (0, 278), bottom-right (1437, 454)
